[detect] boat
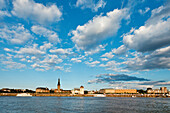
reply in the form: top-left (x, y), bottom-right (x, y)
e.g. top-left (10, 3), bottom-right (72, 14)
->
top-left (132, 95), bottom-right (136, 98)
top-left (94, 94), bottom-right (106, 97)
top-left (16, 93), bottom-right (32, 97)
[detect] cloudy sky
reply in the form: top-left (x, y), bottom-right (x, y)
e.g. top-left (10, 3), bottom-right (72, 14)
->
top-left (0, 0), bottom-right (169, 90)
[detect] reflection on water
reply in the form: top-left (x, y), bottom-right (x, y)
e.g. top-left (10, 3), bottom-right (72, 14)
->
top-left (0, 97), bottom-right (169, 113)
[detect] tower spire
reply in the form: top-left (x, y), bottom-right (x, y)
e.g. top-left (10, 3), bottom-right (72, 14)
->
top-left (57, 78), bottom-right (61, 92)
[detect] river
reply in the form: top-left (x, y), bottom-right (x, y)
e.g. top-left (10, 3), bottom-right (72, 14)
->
top-left (0, 97), bottom-right (169, 113)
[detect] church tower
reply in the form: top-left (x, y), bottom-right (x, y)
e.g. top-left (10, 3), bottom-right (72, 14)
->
top-left (57, 78), bottom-right (61, 92)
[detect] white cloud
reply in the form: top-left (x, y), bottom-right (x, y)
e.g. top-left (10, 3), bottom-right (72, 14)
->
top-left (125, 46), bottom-right (170, 70)
top-left (0, 11), bottom-right (11, 17)
top-left (12, 0), bottom-right (62, 24)
top-left (85, 60), bottom-right (100, 67)
top-left (112, 45), bottom-right (128, 55)
top-left (70, 8), bottom-right (129, 51)
top-left (40, 54), bottom-right (63, 67)
top-left (76, 0), bottom-right (106, 12)
top-left (0, 24), bottom-right (33, 44)
top-left (20, 58), bottom-right (26, 61)
top-left (4, 48), bottom-right (12, 52)
top-left (17, 44), bottom-right (45, 55)
top-left (31, 25), bottom-right (60, 43)
top-left (71, 58), bottom-right (82, 63)
top-left (101, 52), bottom-right (114, 59)
top-left (31, 56), bottom-right (36, 60)
top-left (101, 58), bottom-right (108, 61)
top-left (85, 44), bottom-right (106, 56)
top-left (99, 60), bottom-right (127, 72)
top-left (123, 19), bottom-right (170, 52)
top-left (54, 66), bottom-right (63, 70)
top-left (49, 48), bottom-right (73, 55)
top-left (40, 43), bottom-right (53, 51)
top-left (138, 7), bottom-right (150, 15)
top-left (2, 60), bottom-right (26, 69)
top-left (123, 3), bottom-right (170, 52)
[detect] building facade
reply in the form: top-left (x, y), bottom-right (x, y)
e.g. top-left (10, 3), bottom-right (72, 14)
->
top-left (72, 86), bottom-right (84, 94)
top-left (147, 87), bottom-right (168, 94)
top-left (99, 89), bottom-right (137, 94)
top-left (160, 87), bottom-right (168, 93)
top-left (36, 87), bottom-right (50, 93)
top-left (57, 78), bottom-right (61, 92)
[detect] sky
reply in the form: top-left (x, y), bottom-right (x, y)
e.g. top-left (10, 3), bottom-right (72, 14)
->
top-left (0, 0), bottom-right (170, 91)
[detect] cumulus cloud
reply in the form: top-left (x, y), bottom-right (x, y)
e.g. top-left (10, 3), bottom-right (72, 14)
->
top-left (125, 46), bottom-right (170, 70)
top-left (31, 25), bottom-right (60, 43)
top-left (112, 45), bottom-right (128, 55)
top-left (99, 60), bottom-right (128, 72)
top-left (71, 58), bottom-right (82, 63)
top-left (101, 58), bottom-right (108, 61)
top-left (123, 3), bottom-right (170, 52)
top-left (1, 60), bottom-right (26, 69)
top-left (16, 44), bottom-right (45, 56)
top-left (85, 60), bottom-right (100, 67)
top-left (70, 8), bottom-right (129, 51)
top-left (12, 0), bottom-right (62, 24)
top-left (4, 48), bottom-right (12, 52)
top-left (101, 52), bottom-right (114, 59)
top-left (0, 24), bottom-right (33, 44)
top-left (85, 44), bottom-right (106, 56)
top-left (40, 43), bottom-right (53, 51)
top-left (76, 0), bottom-right (106, 12)
top-left (49, 48), bottom-right (73, 55)
top-left (101, 45), bottom-right (127, 60)
top-left (40, 54), bottom-right (63, 66)
top-left (88, 73), bottom-right (150, 84)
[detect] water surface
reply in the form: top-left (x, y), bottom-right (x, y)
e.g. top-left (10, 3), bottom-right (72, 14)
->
top-left (0, 97), bottom-right (169, 113)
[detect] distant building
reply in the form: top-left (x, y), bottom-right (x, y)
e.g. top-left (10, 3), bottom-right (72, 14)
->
top-left (36, 87), bottom-right (50, 93)
top-left (72, 86), bottom-right (84, 94)
top-left (80, 86), bottom-right (84, 94)
top-left (160, 87), bottom-right (168, 93)
top-left (99, 89), bottom-right (137, 94)
top-left (54, 78), bottom-right (61, 93)
top-left (147, 87), bottom-right (168, 94)
top-left (1, 88), bottom-right (11, 92)
top-left (54, 78), bottom-right (71, 94)
top-left (88, 90), bottom-right (95, 94)
top-left (57, 78), bottom-right (61, 92)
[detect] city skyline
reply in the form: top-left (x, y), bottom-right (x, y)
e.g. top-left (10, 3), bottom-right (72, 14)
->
top-left (0, 0), bottom-right (170, 90)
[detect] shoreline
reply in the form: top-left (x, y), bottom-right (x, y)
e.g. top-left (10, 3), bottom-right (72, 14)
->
top-left (0, 93), bottom-right (169, 98)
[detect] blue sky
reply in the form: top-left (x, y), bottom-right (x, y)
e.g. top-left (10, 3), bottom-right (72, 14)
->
top-left (0, 0), bottom-right (170, 91)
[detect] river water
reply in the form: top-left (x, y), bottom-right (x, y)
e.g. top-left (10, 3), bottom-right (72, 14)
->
top-left (0, 97), bottom-right (169, 113)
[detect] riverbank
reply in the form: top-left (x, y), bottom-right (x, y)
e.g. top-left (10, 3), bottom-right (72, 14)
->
top-left (0, 93), bottom-right (169, 98)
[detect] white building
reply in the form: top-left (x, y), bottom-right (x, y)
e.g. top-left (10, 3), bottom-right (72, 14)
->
top-left (72, 86), bottom-right (84, 94)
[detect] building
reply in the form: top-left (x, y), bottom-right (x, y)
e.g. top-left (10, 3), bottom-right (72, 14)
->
top-left (36, 87), bottom-right (50, 93)
top-left (1, 88), bottom-right (11, 92)
top-left (53, 78), bottom-right (71, 94)
top-left (72, 86), bottom-right (84, 94)
top-left (80, 86), bottom-right (84, 94)
top-left (160, 87), bottom-right (168, 93)
top-left (147, 87), bottom-right (168, 94)
top-left (54, 78), bottom-right (61, 93)
top-left (57, 78), bottom-right (61, 92)
top-left (99, 89), bottom-right (137, 94)
top-left (99, 89), bottom-right (116, 94)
